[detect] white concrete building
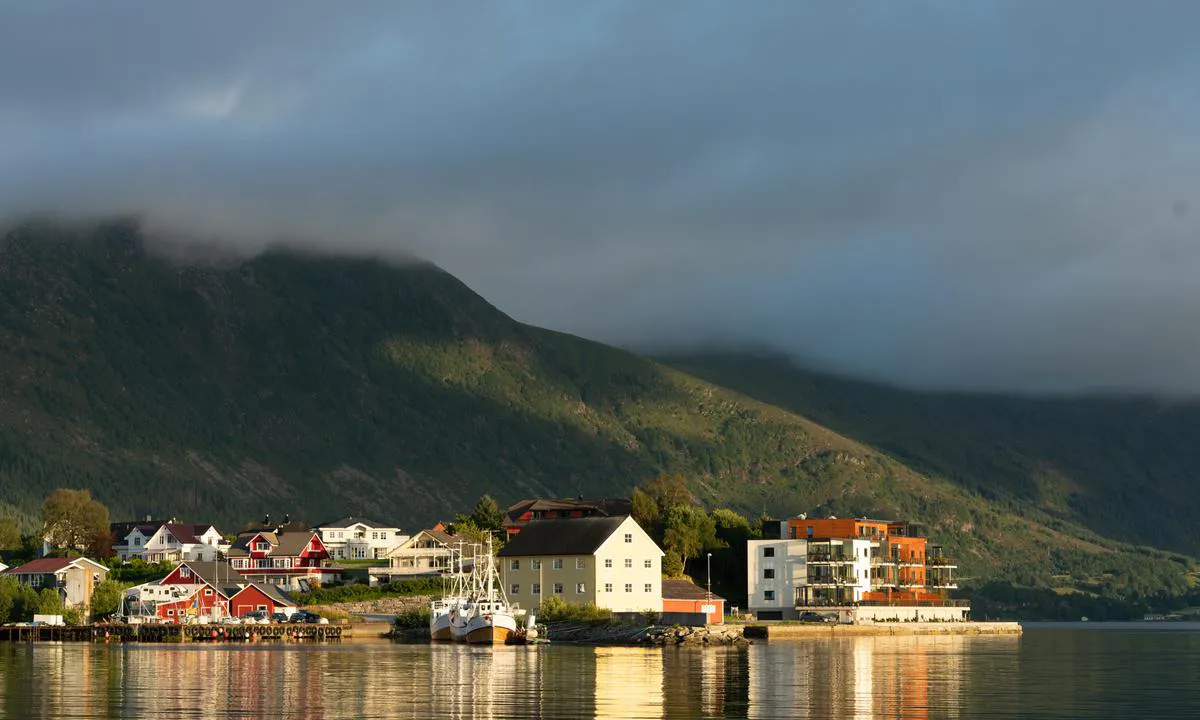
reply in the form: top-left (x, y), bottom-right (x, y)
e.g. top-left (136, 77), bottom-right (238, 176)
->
top-left (746, 538), bottom-right (808, 620)
top-left (315, 517), bottom-right (408, 561)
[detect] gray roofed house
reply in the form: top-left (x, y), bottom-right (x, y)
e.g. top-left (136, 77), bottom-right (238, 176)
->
top-left (497, 516), bottom-right (629, 557)
top-left (224, 529), bottom-right (339, 591)
top-left (314, 517), bottom-right (407, 561)
top-left (496, 515), bottom-right (664, 615)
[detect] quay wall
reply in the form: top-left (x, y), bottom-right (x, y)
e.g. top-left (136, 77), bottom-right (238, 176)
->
top-left (742, 621), bottom-right (1022, 640)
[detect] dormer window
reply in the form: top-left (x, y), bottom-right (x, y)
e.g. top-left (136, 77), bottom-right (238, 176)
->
top-left (254, 541), bottom-right (270, 552)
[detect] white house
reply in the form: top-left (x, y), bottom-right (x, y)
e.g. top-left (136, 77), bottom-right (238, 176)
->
top-left (315, 517), bottom-right (408, 561)
top-left (140, 523), bottom-right (228, 563)
top-left (498, 516), bottom-right (664, 615)
top-left (387, 526), bottom-right (458, 575)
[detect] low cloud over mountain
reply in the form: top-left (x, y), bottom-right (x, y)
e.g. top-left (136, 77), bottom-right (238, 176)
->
top-left (4, 1), bottom-right (1200, 394)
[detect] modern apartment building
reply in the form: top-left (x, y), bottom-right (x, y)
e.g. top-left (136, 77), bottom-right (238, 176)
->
top-left (748, 516), bottom-right (960, 620)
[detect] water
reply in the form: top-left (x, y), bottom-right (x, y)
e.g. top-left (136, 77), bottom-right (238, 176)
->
top-left (1, 625), bottom-right (1198, 718)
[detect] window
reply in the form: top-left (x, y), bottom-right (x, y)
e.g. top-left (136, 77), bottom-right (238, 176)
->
top-left (575, 559), bottom-right (586, 570)
top-left (763, 547), bottom-right (775, 558)
top-left (764, 590), bottom-right (775, 601)
top-left (532, 583), bottom-right (541, 595)
top-left (604, 583), bottom-right (613, 592)
top-left (255, 541), bottom-right (270, 551)
top-left (552, 559), bottom-right (563, 569)
top-left (644, 559), bottom-right (652, 569)
top-left (624, 583), bottom-right (633, 593)
top-left (576, 583), bottom-right (586, 594)
top-left (624, 559), bottom-right (632, 569)
top-left (531, 560), bottom-right (541, 570)
top-left (604, 559), bottom-right (613, 568)
top-left (510, 584), bottom-right (520, 595)
top-left (31, 575), bottom-right (42, 587)
top-left (644, 583), bottom-right (653, 593)
top-left (167, 609), bottom-right (175, 616)
top-left (624, 533), bottom-right (632, 543)
top-left (553, 583), bottom-right (563, 595)
top-left (510, 560), bottom-right (520, 571)
top-left (204, 588), bottom-right (213, 596)
top-left (763, 568), bottom-right (775, 579)
top-left (180, 568), bottom-right (192, 579)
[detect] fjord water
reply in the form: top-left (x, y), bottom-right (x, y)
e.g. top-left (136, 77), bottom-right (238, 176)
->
top-left (1, 626), bottom-right (1197, 719)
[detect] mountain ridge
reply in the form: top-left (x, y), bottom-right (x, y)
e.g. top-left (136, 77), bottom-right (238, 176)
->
top-left (0, 218), bottom-right (1194, 600)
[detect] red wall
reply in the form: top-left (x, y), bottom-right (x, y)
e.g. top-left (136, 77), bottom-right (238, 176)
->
top-left (155, 587), bottom-right (226, 621)
top-left (229, 586), bottom-right (292, 617)
top-left (663, 598), bottom-right (725, 625)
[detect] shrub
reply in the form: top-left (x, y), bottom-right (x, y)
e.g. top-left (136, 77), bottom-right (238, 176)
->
top-left (395, 606), bottom-right (431, 629)
top-left (537, 596), bottom-right (613, 624)
top-left (293, 577), bottom-right (444, 605)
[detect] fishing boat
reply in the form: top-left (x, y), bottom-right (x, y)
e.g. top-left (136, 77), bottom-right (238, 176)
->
top-left (429, 546), bottom-right (468, 641)
top-left (462, 538), bottom-right (519, 645)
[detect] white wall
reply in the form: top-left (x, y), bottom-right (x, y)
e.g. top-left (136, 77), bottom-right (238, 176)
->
top-left (747, 539), bottom-right (807, 618)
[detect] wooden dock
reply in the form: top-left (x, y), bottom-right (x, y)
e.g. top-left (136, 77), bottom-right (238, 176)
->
top-left (0, 623), bottom-right (343, 643)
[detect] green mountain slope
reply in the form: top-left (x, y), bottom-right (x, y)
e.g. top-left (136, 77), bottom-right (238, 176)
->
top-left (0, 219), bottom-right (1194, 599)
top-left (664, 353), bottom-right (1200, 555)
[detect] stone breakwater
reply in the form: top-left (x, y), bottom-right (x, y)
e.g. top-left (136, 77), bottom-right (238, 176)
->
top-left (318, 595), bottom-right (433, 616)
top-left (544, 623), bottom-right (750, 646)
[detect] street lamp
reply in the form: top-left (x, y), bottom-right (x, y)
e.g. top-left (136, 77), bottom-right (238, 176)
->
top-left (706, 553), bottom-right (712, 601)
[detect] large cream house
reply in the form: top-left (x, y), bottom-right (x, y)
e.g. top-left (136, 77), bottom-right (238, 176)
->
top-left (497, 516), bottom-right (663, 614)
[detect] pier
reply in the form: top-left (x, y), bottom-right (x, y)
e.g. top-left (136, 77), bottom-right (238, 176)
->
top-left (742, 621), bottom-right (1022, 639)
top-left (0, 623), bottom-right (343, 643)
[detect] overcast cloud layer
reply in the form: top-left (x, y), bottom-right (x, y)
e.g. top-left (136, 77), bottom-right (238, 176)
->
top-left (4, 2), bottom-right (1200, 395)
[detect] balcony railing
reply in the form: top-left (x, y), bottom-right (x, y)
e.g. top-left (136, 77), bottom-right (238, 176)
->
top-left (926, 556), bottom-right (957, 568)
top-left (795, 598), bottom-right (970, 609)
top-left (807, 552), bottom-right (854, 564)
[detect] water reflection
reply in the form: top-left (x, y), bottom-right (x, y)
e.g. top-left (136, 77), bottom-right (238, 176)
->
top-left (4, 629), bottom-right (1194, 719)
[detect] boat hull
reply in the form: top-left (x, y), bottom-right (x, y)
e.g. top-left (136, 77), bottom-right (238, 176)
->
top-left (430, 623), bottom-right (452, 641)
top-left (465, 613), bottom-right (519, 645)
top-left (466, 623), bottom-right (515, 645)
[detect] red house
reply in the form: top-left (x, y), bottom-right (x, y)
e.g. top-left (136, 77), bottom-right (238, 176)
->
top-left (152, 561), bottom-right (245, 621)
top-left (228, 584), bottom-right (297, 617)
top-left (662, 578), bottom-right (725, 625)
top-left (226, 530), bottom-right (338, 590)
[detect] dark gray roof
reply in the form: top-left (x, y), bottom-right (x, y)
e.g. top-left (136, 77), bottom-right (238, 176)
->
top-left (224, 582), bottom-right (296, 607)
top-left (180, 561), bottom-right (244, 589)
top-left (662, 578), bottom-right (725, 602)
top-left (497, 516), bottom-right (628, 557)
top-left (316, 516), bottom-right (393, 530)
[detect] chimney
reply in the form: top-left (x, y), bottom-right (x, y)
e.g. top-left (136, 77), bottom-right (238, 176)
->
top-left (145, 514), bottom-right (151, 522)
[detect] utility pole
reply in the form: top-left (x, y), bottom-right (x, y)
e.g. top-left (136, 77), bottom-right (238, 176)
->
top-left (706, 553), bottom-right (712, 601)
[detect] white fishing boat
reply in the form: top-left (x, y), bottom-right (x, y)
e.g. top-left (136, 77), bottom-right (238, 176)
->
top-left (462, 538), bottom-right (519, 645)
top-left (430, 546), bottom-right (469, 641)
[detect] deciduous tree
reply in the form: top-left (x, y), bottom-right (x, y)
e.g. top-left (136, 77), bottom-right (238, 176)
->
top-left (41, 489), bottom-right (110, 557)
top-left (0, 518), bottom-right (20, 551)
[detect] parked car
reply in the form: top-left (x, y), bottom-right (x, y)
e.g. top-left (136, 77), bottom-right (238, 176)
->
top-left (240, 610), bottom-right (271, 625)
top-left (270, 612), bottom-right (292, 624)
top-left (799, 611), bottom-right (837, 623)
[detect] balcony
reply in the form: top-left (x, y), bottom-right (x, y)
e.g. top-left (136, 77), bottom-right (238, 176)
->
top-left (927, 555), bottom-right (957, 568)
top-left (807, 552), bottom-right (854, 564)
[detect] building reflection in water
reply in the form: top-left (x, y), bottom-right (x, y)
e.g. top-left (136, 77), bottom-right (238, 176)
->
top-left (0, 633), bottom-right (1018, 719)
top-left (748, 635), bottom-right (993, 719)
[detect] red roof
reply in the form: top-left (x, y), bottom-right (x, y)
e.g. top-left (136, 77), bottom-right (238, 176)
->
top-left (5, 557), bottom-right (75, 575)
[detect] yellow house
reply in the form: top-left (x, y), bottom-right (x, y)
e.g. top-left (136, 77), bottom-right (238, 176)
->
top-left (497, 516), bottom-right (663, 614)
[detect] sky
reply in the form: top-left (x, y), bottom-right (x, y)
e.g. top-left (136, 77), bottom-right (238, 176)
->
top-left (3, 1), bottom-right (1200, 395)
